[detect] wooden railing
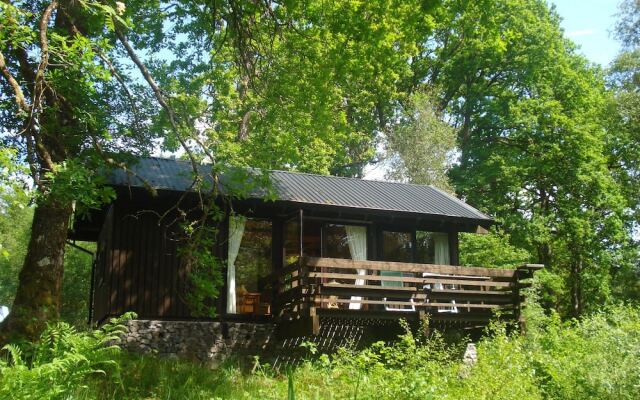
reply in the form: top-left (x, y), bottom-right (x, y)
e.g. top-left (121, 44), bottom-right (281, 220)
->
top-left (274, 257), bottom-right (542, 334)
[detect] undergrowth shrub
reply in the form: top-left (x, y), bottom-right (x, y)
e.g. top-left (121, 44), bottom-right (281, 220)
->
top-left (1, 301), bottom-right (639, 399)
top-left (527, 304), bottom-right (640, 400)
top-left (449, 321), bottom-right (543, 400)
top-left (151, 304), bottom-right (637, 400)
top-left (0, 313), bottom-right (133, 399)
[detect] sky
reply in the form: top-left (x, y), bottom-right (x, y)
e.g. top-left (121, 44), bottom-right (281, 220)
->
top-left (551, 0), bottom-right (622, 66)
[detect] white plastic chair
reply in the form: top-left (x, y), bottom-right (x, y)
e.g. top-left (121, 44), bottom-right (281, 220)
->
top-left (423, 272), bottom-right (458, 313)
top-left (381, 270), bottom-right (415, 312)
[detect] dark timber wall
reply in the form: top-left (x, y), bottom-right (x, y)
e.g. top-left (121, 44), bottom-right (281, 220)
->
top-left (93, 201), bottom-right (195, 323)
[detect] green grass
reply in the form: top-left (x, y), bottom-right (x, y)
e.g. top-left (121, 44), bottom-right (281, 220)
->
top-left (2, 304), bottom-right (640, 400)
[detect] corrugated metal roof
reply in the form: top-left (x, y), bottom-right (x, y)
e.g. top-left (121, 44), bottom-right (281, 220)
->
top-left (110, 157), bottom-right (492, 222)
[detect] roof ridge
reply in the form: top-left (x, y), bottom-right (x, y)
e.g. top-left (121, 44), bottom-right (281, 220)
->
top-left (146, 156), bottom-right (435, 189)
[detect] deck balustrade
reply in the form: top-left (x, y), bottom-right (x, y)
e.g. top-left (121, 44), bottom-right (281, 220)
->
top-left (273, 257), bottom-right (542, 336)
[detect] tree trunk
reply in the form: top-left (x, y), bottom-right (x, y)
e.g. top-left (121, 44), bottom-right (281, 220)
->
top-left (0, 198), bottom-right (73, 344)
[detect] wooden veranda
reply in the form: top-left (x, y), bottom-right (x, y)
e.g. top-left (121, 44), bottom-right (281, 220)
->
top-left (274, 257), bottom-right (542, 337)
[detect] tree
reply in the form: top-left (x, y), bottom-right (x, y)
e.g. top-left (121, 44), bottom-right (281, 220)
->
top-left (459, 229), bottom-right (532, 269)
top-left (0, 149), bottom-right (32, 309)
top-left (155, 0), bottom-right (438, 176)
top-left (383, 92), bottom-right (457, 191)
top-left (411, 0), bottom-right (631, 316)
top-left (0, 0), bottom-right (133, 341)
top-left (0, 0), bottom-right (441, 342)
top-left (614, 0), bottom-right (640, 48)
top-left (606, 0), bottom-right (640, 301)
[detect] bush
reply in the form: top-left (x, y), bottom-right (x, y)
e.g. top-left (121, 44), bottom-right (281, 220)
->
top-left (528, 304), bottom-right (640, 400)
top-left (449, 322), bottom-right (543, 400)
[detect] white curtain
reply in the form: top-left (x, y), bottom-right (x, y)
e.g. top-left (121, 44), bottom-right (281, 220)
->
top-left (226, 215), bottom-right (246, 314)
top-left (434, 233), bottom-right (450, 265)
top-left (433, 232), bottom-right (457, 312)
top-left (345, 225), bottom-right (367, 310)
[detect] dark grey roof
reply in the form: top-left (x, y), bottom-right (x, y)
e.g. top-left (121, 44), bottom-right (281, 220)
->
top-left (110, 157), bottom-right (491, 222)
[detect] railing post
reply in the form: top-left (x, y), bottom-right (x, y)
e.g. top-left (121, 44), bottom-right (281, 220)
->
top-left (513, 268), bottom-right (523, 329)
top-left (299, 257), bottom-right (309, 311)
top-left (272, 269), bottom-right (280, 318)
top-left (515, 264), bottom-right (544, 332)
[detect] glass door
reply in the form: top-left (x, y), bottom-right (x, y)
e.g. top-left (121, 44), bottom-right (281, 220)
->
top-left (226, 216), bottom-right (273, 316)
top-left (321, 223), bottom-right (368, 309)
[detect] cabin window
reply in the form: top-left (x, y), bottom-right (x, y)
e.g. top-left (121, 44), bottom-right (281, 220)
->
top-left (417, 231), bottom-right (455, 312)
top-left (320, 223), bottom-right (368, 310)
top-left (416, 231), bottom-right (450, 265)
top-left (320, 224), bottom-right (368, 260)
top-left (323, 224), bottom-right (352, 259)
top-left (381, 230), bottom-right (413, 262)
top-left (226, 216), bottom-right (272, 315)
top-left (302, 220), bottom-right (322, 257)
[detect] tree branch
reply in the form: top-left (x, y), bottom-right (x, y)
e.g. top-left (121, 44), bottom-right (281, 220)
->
top-left (113, 26), bottom-right (201, 173)
top-left (0, 50), bottom-right (30, 113)
top-left (28, 0), bottom-right (59, 171)
top-left (32, 0), bottom-right (58, 114)
top-left (114, 21), bottom-right (220, 199)
top-left (90, 136), bottom-right (158, 197)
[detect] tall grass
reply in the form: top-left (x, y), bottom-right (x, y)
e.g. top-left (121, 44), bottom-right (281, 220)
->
top-left (1, 304), bottom-right (639, 399)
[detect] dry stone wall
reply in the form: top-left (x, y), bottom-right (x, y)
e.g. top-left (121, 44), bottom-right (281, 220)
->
top-left (119, 318), bottom-right (415, 366)
top-left (121, 320), bottom-right (276, 364)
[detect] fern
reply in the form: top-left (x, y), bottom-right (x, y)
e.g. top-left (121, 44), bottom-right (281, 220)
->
top-left (2, 343), bottom-right (24, 367)
top-left (0, 312), bottom-right (135, 399)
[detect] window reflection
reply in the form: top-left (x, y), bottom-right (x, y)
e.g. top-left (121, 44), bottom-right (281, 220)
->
top-left (416, 231), bottom-right (435, 264)
top-left (320, 224), bottom-right (368, 310)
top-left (381, 231), bottom-right (413, 262)
top-left (324, 224), bottom-right (352, 259)
top-left (302, 220), bottom-right (322, 258)
top-left (283, 218), bottom-right (300, 267)
top-left (416, 231), bottom-right (449, 265)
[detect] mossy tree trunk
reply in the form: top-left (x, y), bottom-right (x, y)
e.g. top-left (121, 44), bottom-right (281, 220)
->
top-left (0, 199), bottom-right (73, 344)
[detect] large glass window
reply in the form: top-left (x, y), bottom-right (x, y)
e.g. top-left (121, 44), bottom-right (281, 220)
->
top-left (302, 220), bottom-right (322, 258)
top-left (227, 217), bottom-right (272, 315)
top-left (318, 224), bottom-right (368, 310)
top-left (416, 231), bottom-right (449, 265)
top-left (416, 231), bottom-right (435, 264)
top-left (381, 230), bottom-right (413, 262)
top-left (417, 231), bottom-right (455, 312)
top-left (321, 224), bottom-right (368, 260)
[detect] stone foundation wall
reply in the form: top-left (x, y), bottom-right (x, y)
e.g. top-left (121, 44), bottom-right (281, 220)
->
top-left (120, 320), bottom-right (276, 364)
top-left (119, 319), bottom-right (403, 366)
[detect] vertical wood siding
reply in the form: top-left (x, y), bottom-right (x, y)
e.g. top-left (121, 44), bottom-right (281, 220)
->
top-left (93, 206), bottom-right (113, 323)
top-left (93, 203), bottom-right (196, 322)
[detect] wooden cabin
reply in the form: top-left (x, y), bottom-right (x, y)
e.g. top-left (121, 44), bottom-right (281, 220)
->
top-left (70, 157), bottom-right (539, 339)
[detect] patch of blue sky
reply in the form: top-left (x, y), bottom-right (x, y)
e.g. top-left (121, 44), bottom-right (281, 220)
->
top-left (551, 0), bottom-right (622, 66)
